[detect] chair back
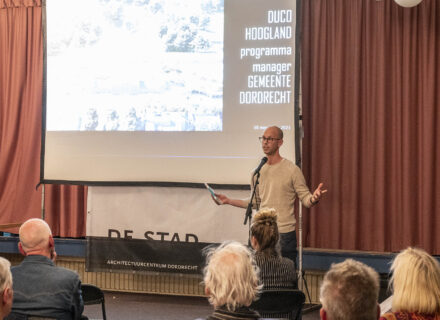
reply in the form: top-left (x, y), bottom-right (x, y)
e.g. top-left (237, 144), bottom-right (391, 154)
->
top-left (5, 313), bottom-right (58, 320)
top-left (251, 289), bottom-right (305, 320)
top-left (81, 284), bottom-right (107, 320)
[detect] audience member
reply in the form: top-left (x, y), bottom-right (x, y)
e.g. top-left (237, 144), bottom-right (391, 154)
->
top-left (8, 218), bottom-right (84, 320)
top-left (250, 207), bottom-right (297, 289)
top-left (203, 241), bottom-right (261, 320)
top-left (320, 259), bottom-right (380, 320)
top-left (380, 247), bottom-right (440, 320)
top-left (0, 257), bottom-right (13, 318)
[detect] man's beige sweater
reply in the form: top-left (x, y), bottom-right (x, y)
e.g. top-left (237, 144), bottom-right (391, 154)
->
top-left (251, 158), bottom-right (313, 233)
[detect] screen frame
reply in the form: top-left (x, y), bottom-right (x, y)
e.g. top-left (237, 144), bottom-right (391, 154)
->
top-left (39, 0), bottom-right (302, 188)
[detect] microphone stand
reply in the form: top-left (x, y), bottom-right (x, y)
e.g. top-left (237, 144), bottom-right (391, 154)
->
top-left (243, 172), bottom-right (261, 245)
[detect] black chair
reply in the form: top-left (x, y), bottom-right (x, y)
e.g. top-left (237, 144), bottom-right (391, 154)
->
top-left (7, 313), bottom-right (88, 320)
top-left (251, 289), bottom-right (305, 320)
top-left (6, 314), bottom-right (57, 320)
top-left (81, 284), bottom-right (107, 320)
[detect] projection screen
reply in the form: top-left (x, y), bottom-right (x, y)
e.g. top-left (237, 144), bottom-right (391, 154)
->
top-left (42, 0), bottom-right (300, 185)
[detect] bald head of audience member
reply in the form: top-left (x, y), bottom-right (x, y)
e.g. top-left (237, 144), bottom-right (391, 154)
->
top-left (0, 257), bottom-right (13, 318)
top-left (320, 259), bottom-right (380, 320)
top-left (203, 241), bottom-right (261, 311)
top-left (18, 218), bottom-right (56, 261)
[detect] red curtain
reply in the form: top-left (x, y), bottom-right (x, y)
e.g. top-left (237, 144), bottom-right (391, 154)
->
top-left (0, 1), bottom-right (86, 237)
top-left (301, 0), bottom-right (440, 254)
top-left (2, 0), bottom-right (440, 252)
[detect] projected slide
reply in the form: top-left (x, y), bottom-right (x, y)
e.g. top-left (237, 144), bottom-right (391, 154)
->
top-left (43, 0), bottom-right (299, 184)
top-left (47, 0), bottom-right (223, 132)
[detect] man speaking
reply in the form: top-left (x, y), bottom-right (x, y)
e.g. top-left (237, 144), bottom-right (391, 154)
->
top-left (214, 126), bottom-right (326, 268)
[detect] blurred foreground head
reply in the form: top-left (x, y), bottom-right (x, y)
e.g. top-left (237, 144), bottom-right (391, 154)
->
top-left (320, 259), bottom-right (380, 320)
top-left (203, 241), bottom-right (260, 311)
top-left (0, 257), bottom-right (13, 318)
top-left (390, 247), bottom-right (440, 315)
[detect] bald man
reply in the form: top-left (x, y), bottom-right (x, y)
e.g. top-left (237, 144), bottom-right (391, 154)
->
top-left (9, 218), bottom-right (84, 320)
top-left (215, 126), bottom-right (326, 269)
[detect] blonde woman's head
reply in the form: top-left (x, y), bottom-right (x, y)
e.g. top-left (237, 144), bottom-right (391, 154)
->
top-left (390, 247), bottom-right (440, 314)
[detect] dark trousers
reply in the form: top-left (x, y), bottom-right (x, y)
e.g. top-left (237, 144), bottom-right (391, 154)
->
top-left (280, 230), bottom-right (298, 270)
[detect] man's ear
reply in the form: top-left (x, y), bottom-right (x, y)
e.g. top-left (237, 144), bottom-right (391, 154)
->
top-left (18, 242), bottom-right (26, 256)
top-left (278, 138), bottom-right (284, 148)
top-left (320, 308), bottom-right (327, 320)
top-left (2, 287), bottom-right (12, 305)
top-left (49, 235), bottom-right (55, 249)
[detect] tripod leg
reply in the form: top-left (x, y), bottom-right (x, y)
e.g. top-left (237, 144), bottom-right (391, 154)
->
top-left (301, 270), bottom-right (312, 303)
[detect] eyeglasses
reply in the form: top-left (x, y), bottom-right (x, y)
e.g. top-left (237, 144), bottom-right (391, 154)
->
top-left (259, 136), bottom-right (280, 143)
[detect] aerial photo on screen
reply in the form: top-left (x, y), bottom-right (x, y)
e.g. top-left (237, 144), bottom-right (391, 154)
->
top-left (47, 0), bottom-right (224, 131)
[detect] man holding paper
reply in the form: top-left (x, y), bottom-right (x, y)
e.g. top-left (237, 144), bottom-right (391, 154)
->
top-left (214, 126), bottom-right (326, 268)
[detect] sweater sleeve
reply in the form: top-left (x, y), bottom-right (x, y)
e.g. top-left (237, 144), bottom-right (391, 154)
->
top-left (292, 165), bottom-right (313, 208)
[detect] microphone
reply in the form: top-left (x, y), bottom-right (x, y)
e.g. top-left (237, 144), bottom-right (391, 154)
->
top-left (253, 157), bottom-right (268, 175)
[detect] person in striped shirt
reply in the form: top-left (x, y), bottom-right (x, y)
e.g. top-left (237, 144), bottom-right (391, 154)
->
top-left (250, 207), bottom-right (297, 290)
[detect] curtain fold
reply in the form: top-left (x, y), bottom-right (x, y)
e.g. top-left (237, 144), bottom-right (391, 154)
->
top-left (0, 0), bottom-right (41, 9)
top-left (0, 3), bottom-right (86, 237)
top-left (301, 0), bottom-right (440, 254)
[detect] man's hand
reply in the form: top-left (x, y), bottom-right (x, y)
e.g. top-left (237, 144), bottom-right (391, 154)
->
top-left (311, 182), bottom-right (327, 204)
top-left (213, 193), bottom-right (227, 205)
top-left (213, 194), bottom-right (248, 208)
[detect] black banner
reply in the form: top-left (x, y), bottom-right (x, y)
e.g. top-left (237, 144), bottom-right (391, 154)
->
top-left (86, 237), bottom-right (215, 275)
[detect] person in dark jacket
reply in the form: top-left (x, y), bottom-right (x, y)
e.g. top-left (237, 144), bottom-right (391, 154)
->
top-left (8, 218), bottom-right (84, 320)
